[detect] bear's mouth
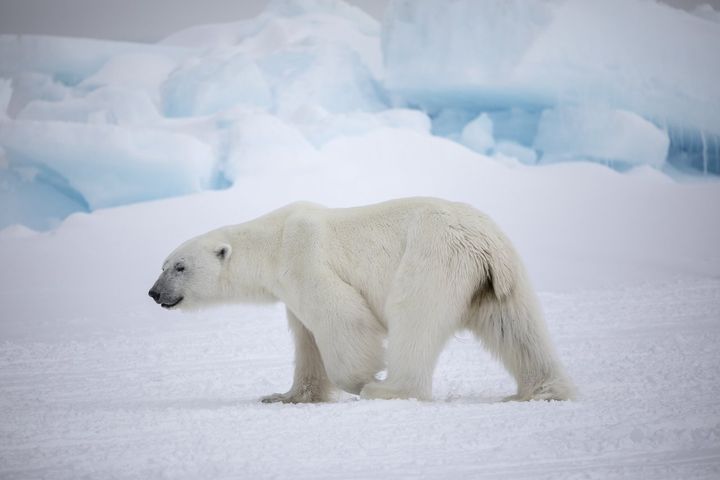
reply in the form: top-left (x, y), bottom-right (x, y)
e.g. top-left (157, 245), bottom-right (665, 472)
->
top-left (161, 297), bottom-right (183, 309)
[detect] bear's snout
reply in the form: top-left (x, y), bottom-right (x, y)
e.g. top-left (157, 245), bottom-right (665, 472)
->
top-left (148, 281), bottom-right (184, 309)
top-left (148, 289), bottom-right (161, 303)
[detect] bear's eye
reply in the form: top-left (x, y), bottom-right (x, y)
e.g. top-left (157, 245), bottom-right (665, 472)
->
top-left (175, 263), bottom-right (185, 273)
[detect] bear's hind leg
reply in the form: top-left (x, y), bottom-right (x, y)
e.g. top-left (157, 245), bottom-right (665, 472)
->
top-left (471, 284), bottom-right (575, 402)
top-left (261, 309), bottom-right (333, 403)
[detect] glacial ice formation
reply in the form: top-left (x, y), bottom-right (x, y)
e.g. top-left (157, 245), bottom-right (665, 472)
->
top-left (383, 0), bottom-right (720, 172)
top-left (0, 0), bottom-right (718, 230)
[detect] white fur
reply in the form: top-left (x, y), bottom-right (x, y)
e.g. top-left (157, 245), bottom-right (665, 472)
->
top-left (155, 197), bottom-right (575, 402)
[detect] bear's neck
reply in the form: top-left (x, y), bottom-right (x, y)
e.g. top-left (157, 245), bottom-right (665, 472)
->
top-left (224, 213), bottom-right (285, 304)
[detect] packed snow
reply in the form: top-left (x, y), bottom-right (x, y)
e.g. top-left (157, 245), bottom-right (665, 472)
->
top-left (1, 0), bottom-right (720, 478)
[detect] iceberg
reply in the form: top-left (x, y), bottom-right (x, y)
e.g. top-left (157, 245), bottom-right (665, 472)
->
top-left (460, 113), bottom-right (494, 154)
top-left (0, 0), bottom-right (389, 230)
top-left (0, 120), bottom-right (216, 211)
top-left (534, 105), bottom-right (670, 169)
top-left (383, 0), bottom-right (720, 173)
top-left (162, 52), bottom-right (273, 117)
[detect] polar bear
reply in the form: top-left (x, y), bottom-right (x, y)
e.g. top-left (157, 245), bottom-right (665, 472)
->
top-left (149, 197), bottom-right (574, 403)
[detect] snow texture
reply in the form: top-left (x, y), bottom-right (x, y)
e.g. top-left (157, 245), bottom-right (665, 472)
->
top-left (1, 0), bottom-right (720, 230)
top-left (1, 281), bottom-right (719, 479)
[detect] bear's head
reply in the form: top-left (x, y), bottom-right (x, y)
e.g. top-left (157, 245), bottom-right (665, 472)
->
top-left (148, 234), bottom-right (232, 311)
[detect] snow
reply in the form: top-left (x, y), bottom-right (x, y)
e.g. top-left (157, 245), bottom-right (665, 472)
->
top-left (1, 1), bottom-right (720, 476)
top-left (2, 280), bottom-right (719, 479)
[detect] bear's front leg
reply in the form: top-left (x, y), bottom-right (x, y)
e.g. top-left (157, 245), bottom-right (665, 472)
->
top-left (261, 309), bottom-right (332, 404)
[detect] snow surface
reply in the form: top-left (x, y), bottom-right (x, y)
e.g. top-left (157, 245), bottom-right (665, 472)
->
top-left (1, 1), bottom-right (720, 477)
top-left (2, 0), bottom-right (720, 230)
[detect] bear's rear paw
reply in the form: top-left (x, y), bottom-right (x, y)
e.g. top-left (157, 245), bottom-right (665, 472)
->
top-left (261, 392), bottom-right (294, 404)
top-left (260, 387), bottom-right (327, 404)
top-left (504, 379), bottom-right (576, 402)
top-left (260, 392), bottom-right (313, 404)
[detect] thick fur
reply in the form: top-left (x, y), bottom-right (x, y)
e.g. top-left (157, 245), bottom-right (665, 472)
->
top-left (150, 197), bottom-right (574, 402)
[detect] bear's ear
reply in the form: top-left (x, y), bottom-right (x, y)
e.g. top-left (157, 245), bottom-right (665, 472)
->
top-left (215, 243), bottom-right (232, 261)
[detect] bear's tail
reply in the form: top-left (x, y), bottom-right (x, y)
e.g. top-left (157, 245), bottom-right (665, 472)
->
top-left (485, 237), bottom-right (516, 300)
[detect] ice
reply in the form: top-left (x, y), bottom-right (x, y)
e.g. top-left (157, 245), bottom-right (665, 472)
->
top-left (292, 106), bottom-right (430, 146)
top-left (487, 108), bottom-right (541, 147)
top-left (221, 111), bottom-right (318, 180)
top-left (534, 105), bottom-right (670, 168)
top-left (429, 109), bottom-right (477, 138)
top-left (162, 0), bottom-right (380, 58)
top-left (0, 163), bottom-right (89, 231)
top-left (459, 113), bottom-right (494, 154)
top-left (0, 0), bottom-right (391, 230)
top-left (80, 53), bottom-right (179, 93)
top-left (494, 141), bottom-right (538, 166)
top-left (17, 86), bottom-right (161, 125)
top-left (0, 119), bottom-right (215, 213)
top-left (0, 35), bottom-right (194, 87)
top-left (459, 112), bottom-right (538, 164)
top-left (383, 0), bottom-right (720, 172)
top-left (162, 52), bottom-right (273, 117)
top-left (262, 45), bottom-right (386, 116)
top-left (383, 0), bottom-right (554, 100)
top-left (160, 0), bottom-right (386, 118)
top-left (3, 73), bottom-right (70, 118)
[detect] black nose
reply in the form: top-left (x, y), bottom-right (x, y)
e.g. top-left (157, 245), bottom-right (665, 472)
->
top-left (148, 289), bottom-right (160, 302)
